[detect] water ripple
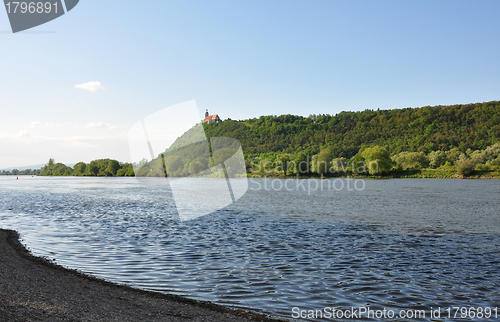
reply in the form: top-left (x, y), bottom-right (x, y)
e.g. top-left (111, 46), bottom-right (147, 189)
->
top-left (0, 177), bottom-right (499, 321)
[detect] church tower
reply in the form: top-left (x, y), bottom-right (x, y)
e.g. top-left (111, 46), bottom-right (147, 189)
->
top-left (205, 109), bottom-right (209, 118)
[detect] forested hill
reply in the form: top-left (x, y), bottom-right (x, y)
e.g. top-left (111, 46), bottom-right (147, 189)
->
top-left (204, 101), bottom-right (500, 158)
top-left (4, 100), bottom-right (500, 178)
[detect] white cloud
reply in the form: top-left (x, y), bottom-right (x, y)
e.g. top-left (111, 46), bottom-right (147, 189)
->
top-left (85, 122), bottom-right (117, 129)
top-left (71, 141), bottom-right (98, 148)
top-left (75, 81), bottom-right (105, 93)
top-left (30, 122), bottom-right (42, 128)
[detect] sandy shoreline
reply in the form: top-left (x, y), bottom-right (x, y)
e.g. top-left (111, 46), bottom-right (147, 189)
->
top-left (0, 229), bottom-right (282, 322)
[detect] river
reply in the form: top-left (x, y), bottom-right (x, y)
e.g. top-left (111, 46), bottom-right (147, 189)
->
top-left (0, 176), bottom-right (499, 321)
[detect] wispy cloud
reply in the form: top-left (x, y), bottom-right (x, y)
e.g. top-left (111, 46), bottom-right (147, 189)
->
top-left (0, 131), bottom-right (39, 143)
top-left (29, 121), bottom-right (42, 128)
top-left (75, 81), bottom-right (105, 93)
top-left (85, 122), bottom-right (117, 129)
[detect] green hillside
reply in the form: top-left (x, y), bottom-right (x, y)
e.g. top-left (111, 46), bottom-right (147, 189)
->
top-left (204, 100), bottom-right (500, 158)
top-left (13, 100), bottom-right (500, 178)
top-left (193, 100), bottom-right (500, 178)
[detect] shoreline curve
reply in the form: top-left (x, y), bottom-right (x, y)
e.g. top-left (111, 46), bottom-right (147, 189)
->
top-left (0, 229), bottom-right (283, 322)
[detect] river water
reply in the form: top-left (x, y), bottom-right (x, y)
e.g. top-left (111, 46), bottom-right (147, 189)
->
top-left (0, 176), bottom-right (499, 321)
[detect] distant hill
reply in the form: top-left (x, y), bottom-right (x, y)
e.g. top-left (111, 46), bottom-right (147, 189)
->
top-left (0, 164), bottom-right (47, 171)
top-left (0, 163), bottom-right (75, 172)
top-left (202, 100), bottom-right (500, 158)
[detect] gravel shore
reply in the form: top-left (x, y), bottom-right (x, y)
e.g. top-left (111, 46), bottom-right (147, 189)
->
top-left (0, 229), bottom-right (281, 322)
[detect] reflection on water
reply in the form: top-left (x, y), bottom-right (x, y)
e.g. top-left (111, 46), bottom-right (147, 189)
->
top-left (0, 176), bottom-right (499, 321)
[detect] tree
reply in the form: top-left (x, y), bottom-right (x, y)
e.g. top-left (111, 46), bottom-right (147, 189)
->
top-left (202, 100), bottom-right (500, 162)
top-left (361, 146), bottom-right (393, 174)
top-left (392, 152), bottom-right (429, 170)
top-left (165, 156), bottom-right (184, 176)
top-left (351, 151), bottom-right (367, 174)
top-left (312, 149), bottom-right (332, 175)
top-left (275, 153), bottom-right (292, 175)
top-left (188, 160), bottom-right (205, 175)
top-left (41, 158), bottom-right (55, 176)
top-left (257, 158), bottom-right (274, 173)
top-left (84, 163), bottom-right (98, 176)
top-left (455, 154), bottom-right (475, 176)
top-left (331, 157), bottom-right (348, 172)
top-left (446, 148), bottom-right (461, 163)
top-left (125, 165), bottom-right (135, 176)
top-left (429, 150), bottom-right (446, 168)
top-left (292, 151), bottom-right (309, 174)
top-left (41, 159), bottom-right (72, 176)
top-left (73, 162), bottom-right (87, 176)
top-left (106, 160), bottom-right (121, 176)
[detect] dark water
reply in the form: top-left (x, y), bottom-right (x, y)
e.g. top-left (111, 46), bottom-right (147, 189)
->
top-left (0, 176), bottom-right (499, 321)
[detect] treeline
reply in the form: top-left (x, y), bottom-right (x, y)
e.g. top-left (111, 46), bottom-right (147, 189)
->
top-left (248, 143), bottom-right (500, 177)
top-left (4, 100), bottom-right (500, 178)
top-left (133, 137), bottom-right (245, 178)
top-left (40, 158), bottom-right (135, 177)
top-left (203, 100), bottom-right (500, 159)
top-left (0, 169), bottom-right (41, 176)
top-left (197, 100), bottom-right (500, 177)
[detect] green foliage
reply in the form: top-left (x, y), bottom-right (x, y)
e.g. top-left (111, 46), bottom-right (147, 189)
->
top-left (292, 151), bottom-right (309, 174)
top-left (0, 168), bottom-right (41, 175)
top-left (312, 149), bottom-right (332, 175)
top-left (467, 143), bottom-right (500, 166)
top-left (41, 159), bottom-right (71, 176)
top-left (188, 160), bottom-right (205, 174)
top-left (10, 100), bottom-right (500, 179)
top-left (350, 152), bottom-right (366, 174)
top-left (72, 162), bottom-right (87, 176)
top-left (51, 162), bottom-right (71, 176)
top-left (331, 157), bottom-right (349, 172)
top-left (445, 148), bottom-right (461, 163)
top-left (428, 150), bottom-right (446, 168)
top-left (203, 101), bottom-right (500, 159)
top-left (86, 159), bottom-right (122, 176)
top-left (134, 157), bottom-right (166, 177)
top-left (83, 163), bottom-right (99, 176)
top-left (165, 155), bottom-right (184, 176)
top-left (106, 160), bottom-right (121, 176)
top-left (392, 152), bottom-right (428, 170)
top-left (275, 153), bottom-right (292, 175)
top-left (455, 154), bottom-right (476, 176)
top-left (116, 163), bottom-right (134, 176)
top-left (258, 158), bottom-right (274, 173)
top-left (361, 146), bottom-right (393, 174)
top-left (38, 158), bottom-right (125, 177)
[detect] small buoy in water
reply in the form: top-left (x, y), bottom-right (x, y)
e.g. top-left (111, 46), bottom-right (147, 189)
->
top-left (16, 177), bottom-right (18, 180)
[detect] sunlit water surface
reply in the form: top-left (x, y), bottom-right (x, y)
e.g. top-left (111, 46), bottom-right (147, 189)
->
top-left (0, 176), bottom-right (499, 321)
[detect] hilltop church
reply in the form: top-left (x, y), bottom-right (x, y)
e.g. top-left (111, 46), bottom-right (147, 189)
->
top-left (203, 110), bottom-right (221, 124)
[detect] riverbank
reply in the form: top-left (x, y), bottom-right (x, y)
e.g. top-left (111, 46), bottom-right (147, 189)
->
top-left (0, 229), bottom-right (280, 322)
top-left (247, 168), bottom-right (500, 179)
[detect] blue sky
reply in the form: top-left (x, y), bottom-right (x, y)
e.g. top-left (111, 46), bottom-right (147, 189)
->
top-left (1, 0), bottom-right (500, 168)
